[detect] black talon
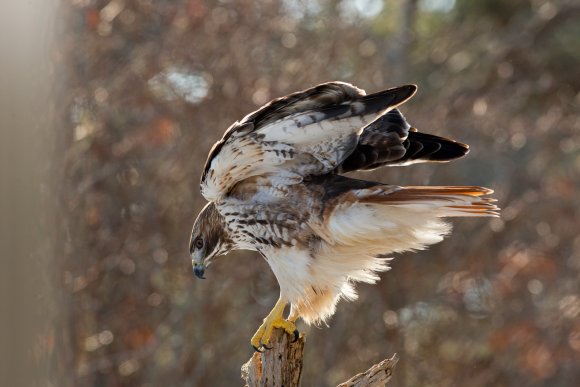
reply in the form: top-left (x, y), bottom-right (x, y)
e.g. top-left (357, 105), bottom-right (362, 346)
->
top-left (252, 345), bottom-right (264, 353)
top-left (262, 343), bottom-right (272, 350)
top-left (291, 329), bottom-right (299, 343)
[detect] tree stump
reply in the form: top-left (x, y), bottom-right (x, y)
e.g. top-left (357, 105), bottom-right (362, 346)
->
top-left (241, 328), bottom-right (397, 387)
top-left (241, 329), bottom-right (305, 387)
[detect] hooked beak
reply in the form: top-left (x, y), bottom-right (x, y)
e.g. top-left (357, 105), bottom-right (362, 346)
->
top-left (191, 248), bottom-right (207, 279)
top-left (193, 263), bottom-right (206, 279)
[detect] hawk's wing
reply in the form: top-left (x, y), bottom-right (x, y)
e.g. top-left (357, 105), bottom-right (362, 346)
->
top-left (200, 82), bottom-right (416, 202)
top-left (337, 109), bottom-right (470, 173)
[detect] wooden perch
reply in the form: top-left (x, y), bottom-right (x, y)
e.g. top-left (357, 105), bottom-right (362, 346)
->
top-left (336, 354), bottom-right (399, 387)
top-left (241, 328), bottom-right (397, 387)
top-left (241, 329), bottom-right (305, 387)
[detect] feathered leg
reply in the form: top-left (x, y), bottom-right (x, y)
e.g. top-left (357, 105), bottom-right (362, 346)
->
top-left (287, 305), bottom-right (300, 322)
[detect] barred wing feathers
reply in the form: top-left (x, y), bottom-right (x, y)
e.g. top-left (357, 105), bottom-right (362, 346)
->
top-left (337, 109), bottom-right (469, 173)
top-left (200, 82), bottom-right (417, 202)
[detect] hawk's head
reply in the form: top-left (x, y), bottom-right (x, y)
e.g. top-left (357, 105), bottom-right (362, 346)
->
top-left (190, 202), bottom-right (232, 279)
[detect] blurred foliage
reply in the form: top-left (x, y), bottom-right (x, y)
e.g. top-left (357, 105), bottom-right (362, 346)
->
top-left (51, 0), bottom-right (580, 385)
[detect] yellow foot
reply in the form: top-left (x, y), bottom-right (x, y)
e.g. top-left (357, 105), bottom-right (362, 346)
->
top-left (250, 317), bottom-right (298, 352)
top-left (250, 297), bottom-right (299, 352)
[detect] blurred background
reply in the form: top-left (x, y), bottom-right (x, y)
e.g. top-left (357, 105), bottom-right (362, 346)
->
top-left (3, 0), bottom-right (579, 386)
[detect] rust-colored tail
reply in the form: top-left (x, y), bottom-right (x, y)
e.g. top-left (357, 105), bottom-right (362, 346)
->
top-left (360, 185), bottom-right (499, 217)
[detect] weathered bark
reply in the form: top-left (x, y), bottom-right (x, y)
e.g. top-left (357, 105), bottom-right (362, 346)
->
top-left (337, 355), bottom-right (398, 387)
top-left (241, 329), bottom-right (397, 387)
top-left (241, 329), bottom-right (305, 387)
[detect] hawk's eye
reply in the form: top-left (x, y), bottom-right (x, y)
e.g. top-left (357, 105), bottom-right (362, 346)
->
top-left (195, 238), bottom-right (204, 249)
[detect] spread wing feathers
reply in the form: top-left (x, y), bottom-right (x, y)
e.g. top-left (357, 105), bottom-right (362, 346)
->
top-left (337, 109), bottom-right (469, 173)
top-left (321, 185), bottom-right (499, 254)
top-left (200, 82), bottom-right (417, 201)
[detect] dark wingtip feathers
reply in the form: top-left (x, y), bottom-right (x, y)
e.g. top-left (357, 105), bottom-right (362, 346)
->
top-left (337, 102), bottom-right (470, 173)
top-left (405, 132), bottom-right (469, 163)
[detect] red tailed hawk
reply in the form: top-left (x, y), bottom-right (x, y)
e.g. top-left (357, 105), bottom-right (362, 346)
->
top-left (190, 82), bottom-right (498, 351)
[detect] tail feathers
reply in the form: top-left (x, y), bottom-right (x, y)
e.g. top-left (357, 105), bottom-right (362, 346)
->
top-left (360, 186), bottom-right (500, 217)
top-left (324, 184), bottom-right (498, 255)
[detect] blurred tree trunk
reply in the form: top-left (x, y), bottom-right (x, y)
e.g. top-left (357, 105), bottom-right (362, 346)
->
top-left (0, 1), bottom-right (54, 386)
top-left (389, 0), bottom-right (418, 83)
